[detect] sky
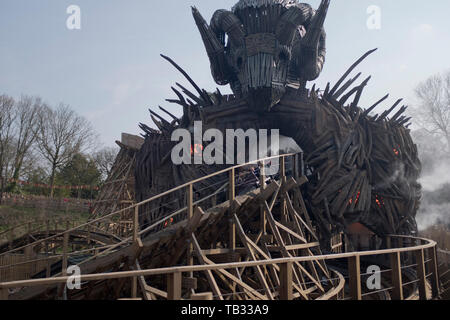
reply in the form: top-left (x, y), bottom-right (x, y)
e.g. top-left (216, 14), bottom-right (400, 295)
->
top-left (1, 0), bottom-right (449, 147)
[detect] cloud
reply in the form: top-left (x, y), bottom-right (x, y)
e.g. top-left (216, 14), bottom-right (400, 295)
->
top-left (112, 82), bottom-right (143, 106)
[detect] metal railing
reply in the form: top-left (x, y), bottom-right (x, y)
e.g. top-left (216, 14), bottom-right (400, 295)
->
top-left (0, 235), bottom-right (439, 300)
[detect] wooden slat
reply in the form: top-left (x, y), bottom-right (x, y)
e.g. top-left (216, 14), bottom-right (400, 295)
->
top-left (274, 221), bottom-right (307, 243)
top-left (279, 262), bottom-right (293, 300)
top-left (390, 252), bottom-right (403, 300)
top-left (191, 233), bottom-right (223, 300)
top-left (167, 271), bottom-right (182, 300)
top-left (348, 255), bottom-right (361, 300)
top-left (428, 247), bottom-right (440, 298)
top-left (145, 285), bottom-right (167, 299)
top-left (135, 261), bottom-right (153, 300)
top-left (234, 214), bottom-right (274, 299)
top-left (191, 292), bottom-right (213, 300)
top-left (201, 255), bottom-right (267, 300)
top-left (415, 249), bottom-right (427, 300)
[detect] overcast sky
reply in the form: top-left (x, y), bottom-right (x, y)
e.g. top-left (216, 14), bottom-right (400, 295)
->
top-left (1, 0), bottom-right (449, 147)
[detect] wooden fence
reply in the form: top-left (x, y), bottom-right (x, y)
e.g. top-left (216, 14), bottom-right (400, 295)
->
top-left (0, 235), bottom-right (440, 301)
top-left (0, 254), bottom-right (59, 282)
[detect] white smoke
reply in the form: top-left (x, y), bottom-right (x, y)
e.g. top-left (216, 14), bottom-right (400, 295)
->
top-left (419, 161), bottom-right (450, 192)
top-left (416, 154), bottom-right (450, 231)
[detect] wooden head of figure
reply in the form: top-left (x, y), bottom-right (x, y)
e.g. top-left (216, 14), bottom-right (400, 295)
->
top-left (193, 0), bottom-right (330, 113)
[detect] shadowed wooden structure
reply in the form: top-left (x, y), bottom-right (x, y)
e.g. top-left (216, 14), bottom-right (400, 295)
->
top-left (91, 133), bottom-right (144, 238)
top-left (135, 0), bottom-right (421, 249)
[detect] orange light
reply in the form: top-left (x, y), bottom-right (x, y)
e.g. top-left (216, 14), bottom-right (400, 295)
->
top-left (190, 144), bottom-right (204, 155)
top-left (375, 195), bottom-right (385, 207)
top-left (164, 218), bottom-right (174, 228)
top-left (349, 191), bottom-right (361, 205)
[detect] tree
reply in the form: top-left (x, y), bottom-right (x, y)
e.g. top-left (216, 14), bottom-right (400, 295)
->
top-left (37, 104), bottom-right (97, 197)
top-left (21, 166), bottom-right (49, 196)
top-left (7, 95), bottom-right (44, 192)
top-left (413, 71), bottom-right (450, 155)
top-left (93, 147), bottom-right (119, 181)
top-left (57, 153), bottom-right (101, 199)
top-left (0, 95), bottom-right (16, 203)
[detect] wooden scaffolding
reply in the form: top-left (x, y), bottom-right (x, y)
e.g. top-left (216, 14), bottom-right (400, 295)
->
top-left (90, 133), bottom-right (144, 238)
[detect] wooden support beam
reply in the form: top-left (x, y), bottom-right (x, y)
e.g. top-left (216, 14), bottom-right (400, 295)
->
top-left (279, 262), bottom-right (293, 300)
top-left (187, 185), bottom-right (194, 278)
top-left (415, 249), bottom-right (427, 300)
top-left (191, 233), bottom-right (223, 300)
top-left (428, 247), bottom-right (440, 299)
top-left (167, 271), bottom-right (182, 300)
top-left (62, 231), bottom-right (69, 276)
top-left (234, 214), bottom-right (274, 300)
top-left (135, 261), bottom-right (153, 300)
top-left (274, 221), bottom-right (307, 243)
top-left (280, 156), bottom-right (286, 183)
top-left (229, 168), bottom-right (236, 251)
top-left (285, 194), bottom-right (316, 241)
top-left (293, 154), bottom-right (299, 180)
top-left (390, 251), bottom-right (403, 300)
top-left (131, 206), bottom-right (140, 298)
top-left (130, 238), bottom-right (143, 298)
top-left (133, 206), bottom-right (139, 242)
top-left (191, 292), bottom-right (213, 300)
top-left (263, 201), bottom-right (319, 296)
top-left (200, 255), bottom-right (267, 300)
top-left (145, 285), bottom-right (167, 299)
top-left (348, 255), bottom-right (362, 300)
top-left (260, 160), bottom-right (266, 191)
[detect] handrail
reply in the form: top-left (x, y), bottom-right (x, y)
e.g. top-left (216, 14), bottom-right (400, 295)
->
top-left (130, 152), bottom-right (297, 209)
top-left (0, 152), bottom-right (298, 258)
top-left (0, 236), bottom-right (436, 289)
top-left (1, 151), bottom-right (440, 300)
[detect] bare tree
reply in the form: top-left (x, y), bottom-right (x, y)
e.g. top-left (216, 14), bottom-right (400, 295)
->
top-left (7, 95), bottom-right (44, 192)
top-left (93, 146), bottom-right (119, 181)
top-left (413, 71), bottom-right (450, 155)
top-left (0, 95), bottom-right (16, 203)
top-left (37, 104), bottom-right (97, 197)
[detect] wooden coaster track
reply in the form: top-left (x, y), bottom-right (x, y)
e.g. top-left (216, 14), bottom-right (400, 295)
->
top-left (0, 152), bottom-right (445, 300)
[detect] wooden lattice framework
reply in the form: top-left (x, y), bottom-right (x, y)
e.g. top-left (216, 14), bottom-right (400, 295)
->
top-left (126, 156), bottom-right (337, 300)
top-left (91, 134), bottom-right (144, 238)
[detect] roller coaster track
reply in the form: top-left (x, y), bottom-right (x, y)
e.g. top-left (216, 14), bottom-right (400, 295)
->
top-left (0, 153), bottom-right (446, 300)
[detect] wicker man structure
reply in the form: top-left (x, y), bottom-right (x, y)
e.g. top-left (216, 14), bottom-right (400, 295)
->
top-left (135, 0), bottom-right (422, 246)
